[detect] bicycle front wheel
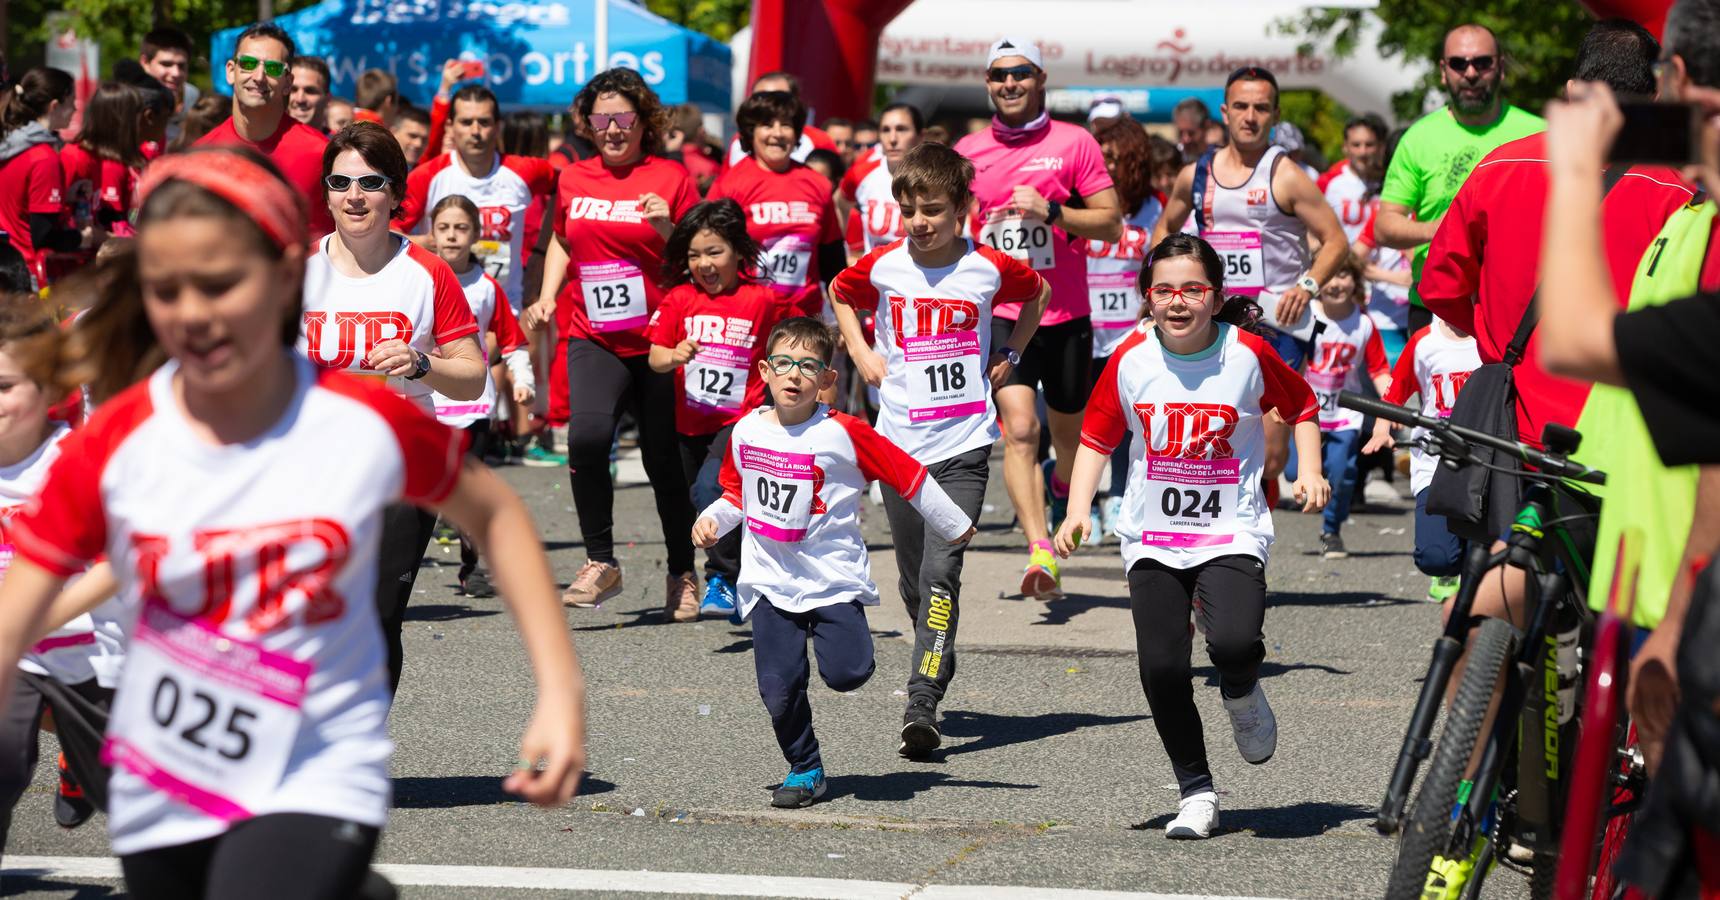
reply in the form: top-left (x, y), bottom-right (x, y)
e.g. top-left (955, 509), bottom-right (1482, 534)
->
top-left (1386, 617), bottom-right (1516, 900)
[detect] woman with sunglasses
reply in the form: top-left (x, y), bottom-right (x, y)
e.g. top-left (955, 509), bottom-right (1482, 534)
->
top-left (522, 68), bottom-right (701, 618)
top-left (0, 144), bottom-right (585, 898)
top-left (303, 122), bottom-right (486, 691)
top-left (195, 23), bottom-right (334, 238)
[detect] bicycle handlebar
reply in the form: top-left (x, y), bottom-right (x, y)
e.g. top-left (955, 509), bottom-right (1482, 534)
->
top-left (1337, 391), bottom-right (1606, 487)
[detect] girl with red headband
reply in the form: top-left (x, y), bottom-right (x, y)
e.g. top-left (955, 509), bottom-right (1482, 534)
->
top-left (0, 145), bottom-right (585, 898)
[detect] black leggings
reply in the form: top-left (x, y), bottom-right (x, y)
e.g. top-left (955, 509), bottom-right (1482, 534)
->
top-left (678, 426), bottom-right (740, 581)
top-left (0, 673), bottom-right (111, 862)
top-left (120, 812), bottom-right (380, 900)
top-left (564, 339), bottom-right (695, 574)
top-left (1128, 554), bottom-right (1267, 798)
top-left (374, 502), bottom-right (438, 693)
top-left (455, 421), bottom-right (496, 580)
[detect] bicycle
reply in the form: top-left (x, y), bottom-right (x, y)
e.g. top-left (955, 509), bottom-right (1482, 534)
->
top-left (1337, 391), bottom-right (1606, 899)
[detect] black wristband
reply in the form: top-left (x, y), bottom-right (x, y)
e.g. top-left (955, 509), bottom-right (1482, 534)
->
top-left (1045, 199), bottom-right (1062, 225)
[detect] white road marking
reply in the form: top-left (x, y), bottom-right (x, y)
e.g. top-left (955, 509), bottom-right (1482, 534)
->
top-left (4, 855), bottom-right (1291, 899)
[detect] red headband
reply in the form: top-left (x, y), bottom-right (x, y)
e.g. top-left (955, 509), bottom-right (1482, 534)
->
top-left (136, 150), bottom-right (308, 250)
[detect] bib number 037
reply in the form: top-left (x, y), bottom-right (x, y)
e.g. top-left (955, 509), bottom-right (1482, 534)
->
top-left (756, 478), bottom-right (799, 513)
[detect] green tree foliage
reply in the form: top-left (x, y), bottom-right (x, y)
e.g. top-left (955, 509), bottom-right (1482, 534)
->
top-left (1280, 2), bottom-right (1594, 123)
top-left (644, 0), bottom-right (750, 42)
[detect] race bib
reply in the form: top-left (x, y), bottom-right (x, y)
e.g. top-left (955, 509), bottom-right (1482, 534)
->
top-left (904, 331), bottom-right (985, 422)
top-left (1088, 272), bottom-right (1142, 330)
top-left (1205, 231), bottom-right (1264, 296)
top-left (580, 260), bottom-right (649, 331)
top-left (739, 443), bottom-right (816, 542)
top-left (104, 601), bottom-right (310, 822)
top-left (761, 237), bottom-right (813, 289)
top-left (684, 343), bottom-right (751, 412)
top-left (1306, 369), bottom-right (1346, 429)
top-left (1140, 456), bottom-right (1241, 549)
top-left (980, 211), bottom-right (1055, 270)
top-left (473, 239), bottom-right (509, 283)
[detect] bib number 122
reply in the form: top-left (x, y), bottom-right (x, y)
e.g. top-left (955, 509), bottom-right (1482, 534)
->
top-left (1162, 487), bottom-right (1222, 519)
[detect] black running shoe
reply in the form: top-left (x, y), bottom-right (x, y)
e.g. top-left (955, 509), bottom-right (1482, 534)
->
top-left (461, 566), bottom-right (496, 598)
top-left (899, 698), bottom-right (941, 758)
top-left (55, 755), bottom-right (93, 829)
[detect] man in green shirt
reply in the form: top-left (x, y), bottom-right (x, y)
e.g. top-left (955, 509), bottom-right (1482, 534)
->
top-left (1376, 23), bottom-right (1546, 331)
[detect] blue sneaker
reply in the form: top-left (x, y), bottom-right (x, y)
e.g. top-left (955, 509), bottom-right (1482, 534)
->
top-left (771, 766), bottom-right (827, 808)
top-left (699, 574), bottom-right (737, 617)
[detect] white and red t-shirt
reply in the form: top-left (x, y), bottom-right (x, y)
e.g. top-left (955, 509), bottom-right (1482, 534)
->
top-left (645, 281), bottom-right (787, 436)
top-left (704, 405), bottom-right (971, 617)
top-left (59, 143), bottom-right (138, 237)
top-left (1081, 322), bottom-right (1317, 570)
top-left (839, 153), bottom-right (904, 255)
top-left (300, 236), bottom-right (479, 411)
top-left (708, 160), bottom-right (841, 320)
top-left (1384, 322), bottom-right (1481, 495)
top-left (831, 239), bottom-right (1043, 464)
top-left (12, 357), bottom-right (466, 855)
top-left (1356, 208), bottom-right (1413, 334)
top-left (954, 117), bottom-right (1114, 327)
top-left (552, 156), bottom-right (699, 358)
top-left (431, 266), bottom-right (531, 428)
top-left (4, 425), bottom-right (124, 688)
top-left (1318, 160), bottom-right (1374, 245)
top-left (393, 151), bottom-right (556, 308)
top-left (1084, 196), bottom-right (1162, 358)
top-left (1306, 304), bottom-right (1390, 432)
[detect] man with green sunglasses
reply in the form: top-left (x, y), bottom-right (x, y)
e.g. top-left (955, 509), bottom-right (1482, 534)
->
top-left (196, 22), bottom-right (334, 237)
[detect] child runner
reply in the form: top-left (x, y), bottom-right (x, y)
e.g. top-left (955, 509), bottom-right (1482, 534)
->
top-left (0, 146), bottom-right (586, 899)
top-left (693, 317), bottom-right (974, 807)
top-left (648, 198), bottom-right (785, 618)
top-left (427, 194), bottom-right (536, 598)
top-left (1302, 258), bottom-right (1390, 560)
top-left (1363, 317), bottom-right (1480, 601)
top-left (0, 294), bottom-right (124, 852)
top-left (1054, 232), bottom-right (1328, 840)
top-left (830, 142), bottom-right (1048, 757)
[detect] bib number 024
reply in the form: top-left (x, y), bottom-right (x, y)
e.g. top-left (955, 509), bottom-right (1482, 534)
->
top-left (1161, 487), bottom-right (1223, 520)
top-left (150, 672), bottom-right (256, 762)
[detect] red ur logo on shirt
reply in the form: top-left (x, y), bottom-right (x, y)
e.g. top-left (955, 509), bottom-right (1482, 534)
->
top-left (1430, 371), bottom-right (1471, 415)
top-left (1133, 402), bottom-right (1240, 459)
top-left (862, 199), bottom-right (904, 239)
top-left (131, 519), bottom-right (352, 634)
top-left (886, 296), bottom-right (980, 349)
top-left (747, 201), bottom-right (819, 226)
top-left (565, 197), bottom-right (643, 224)
top-left (478, 205), bottom-right (513, 241)
top-left (1085, 225), bottom-right (1148, 260)
top-left (302, 311), bottom-right (414, 370)
top-left (1246, 188), bottom-right (1268, 206)
top-left (1309, 343), bottom-right (1357, 377)
top-left (685, 314), bottom-right (761, 347)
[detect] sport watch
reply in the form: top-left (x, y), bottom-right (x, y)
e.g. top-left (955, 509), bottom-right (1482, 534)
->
top-left (405, 350), bottom-right (432, 381)
top-left (1004, 347), bottom-right (1022, 367)
top-left (1296, 274), bottom-right (1320, 295)
top-left (1045, 199), bottom-right (1062, 225)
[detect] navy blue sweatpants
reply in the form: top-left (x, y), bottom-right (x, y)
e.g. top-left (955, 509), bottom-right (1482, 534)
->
top-left (751, 599), bottom-right (875, 773)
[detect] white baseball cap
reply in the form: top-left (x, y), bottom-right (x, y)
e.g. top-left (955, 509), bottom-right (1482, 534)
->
top-left (987, 38), bottom-right (1044, 71)
top-left (1087, 97), bottom-right (1124, 122)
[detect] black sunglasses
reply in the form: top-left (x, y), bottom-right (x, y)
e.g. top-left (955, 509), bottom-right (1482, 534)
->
top-left (323, 173), bottom-right (392, 192)
top-left (234, 55), bottom-right (288, 78)
top-left (1445, 55), bottom-right (1496, 74)
top-left (987, 64), bottom-right (1038, 84)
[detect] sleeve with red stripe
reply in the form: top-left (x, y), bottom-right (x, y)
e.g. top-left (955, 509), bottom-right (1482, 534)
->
top-left (838, 411), bottom-right (928, 498)
top-left (1383, 326), bottom-right (1427, 405)
top-left (1079, 344), bottom-right (1130, 455)
top-left (487, 276), bottom-right (529, 353)
top-left (1363, 322), bottom-right (1389, 378)
top-left (1243, 331), bottom-right (1319, 424)
top-left (828, 245), bottom-right (883, 311)
top-left (844, 207), bottom-right (863, 255)
top-left (393, 159), bottom-right (435, 232)
top-left (645, 285), bottom-right (687, 348)
top-left (978, 245), bottom-right (1047, 306)
top-left (317, 371), bottom-right (468, 505)
top-left (410, 244), bottom-right (480, 344)
top-left (1316, 161), bottom-right (1344, 194)
top-left (838, 161), bottom-right (864, 204)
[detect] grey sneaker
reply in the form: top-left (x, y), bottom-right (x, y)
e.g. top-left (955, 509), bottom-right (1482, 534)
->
top-left (1319, 532), bottom-right (1348, 560)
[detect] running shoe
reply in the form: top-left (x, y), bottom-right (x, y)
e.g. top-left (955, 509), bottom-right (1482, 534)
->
top-left (562, 560), bottom-right (622, 608)
top-left (1099, 496), bottom-right (1124, 546)
top-left (460, 566), bottom-right (496, 599)
top-left (1319, 532), bottom-right (1348, 560)
top-left (899, 697), bottom-right (941, 758)
top-left (1165, 790), bottom-right (1219, 839)
top-left (1020, 546), bottom-right (1062, 601)
top-left (664, 572), bottom-right (699, 622)
top-left (522, 445), bottom-right (566, 468)
top-left (699, 574), bottom-right (738, 618)
top-left (433, 521), bottom-right (458, 546)
top-left (1428, 575), bottom-right (1461, 603)
top-left (1222, 683), bottom-right (1277, 764)
top-left (771, 766), bottom-right (827, 808)
top-left (55, 754), bottom-right (92, 829)
top-left (1042, 459), bottom-right (1068, 531)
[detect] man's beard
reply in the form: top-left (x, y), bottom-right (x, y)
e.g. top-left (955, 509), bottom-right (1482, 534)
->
top-left (1450, 79), bottom-right (1498, 114)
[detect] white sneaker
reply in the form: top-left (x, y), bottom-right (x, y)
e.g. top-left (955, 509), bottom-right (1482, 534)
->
top-left (1223, 683), bottom-right (1277, 764)
top-left (1099, 496), bottom-right (1123, 546)
top-left (1363, 474), bottom-right (1401, 506)
top-left (1165, 790), bottom-right (1219, 839)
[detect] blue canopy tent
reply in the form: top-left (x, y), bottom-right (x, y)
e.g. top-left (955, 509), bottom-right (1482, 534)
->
top-left (212, 0), bottom-right (731, 112)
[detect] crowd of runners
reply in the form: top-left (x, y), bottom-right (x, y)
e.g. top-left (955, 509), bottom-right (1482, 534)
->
top-left (0, 1), bottom-right (1717, 895)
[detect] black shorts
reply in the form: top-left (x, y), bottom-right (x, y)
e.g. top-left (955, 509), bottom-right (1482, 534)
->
top-left (992, 316), bottom-right (1093, 414)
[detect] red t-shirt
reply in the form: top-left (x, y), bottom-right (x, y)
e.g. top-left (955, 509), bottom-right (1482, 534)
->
top-left (707, 160), bottom-right (841, 319)
top-left (645, 281), bottom-right (787, 435)
top-left (59, 143), bottom-right (137, 236)
top-left (552, 155), bottom-right (699, 357)
top-left (0, 142), bottom-right (65, 274)
top-left (680, 143), bottom-right (720, 190)
top-left (197, 114), bottom-right (334, 239)
top-left (1417, 133), bottom-right (1694, 444)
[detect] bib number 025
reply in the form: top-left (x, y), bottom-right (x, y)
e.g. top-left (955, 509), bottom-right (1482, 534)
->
top-left (150, 672), bottom-right (256, 762)
top-left (1161, 487), bottom-right (1223, 520)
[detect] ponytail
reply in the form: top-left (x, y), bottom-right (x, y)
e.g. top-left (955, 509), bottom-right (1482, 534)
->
top-left (0, 68), bottom-right (75, 138)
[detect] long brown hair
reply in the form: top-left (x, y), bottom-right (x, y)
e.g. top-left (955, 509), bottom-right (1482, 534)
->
top-left (77, 82), bottom-right (147, 168)
top-left (573, 67), bottom-right (670, 157)
top-left (0, 67), bottom-right (74, 138)
top-left (0, 292), bottom-right (66, 390)
top-left (1091, 117), bottom-right (1153, 217)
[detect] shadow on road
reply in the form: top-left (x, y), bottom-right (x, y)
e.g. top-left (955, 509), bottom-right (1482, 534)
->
top-left (0, 878), bottom-right (119, 897)
top-left (934, 709), bottom-right (1149, 759)
top-left (825, 770), bottom-right (1038, 802)
top-left (1031, 592), bottom-right (1130, 627)
top-left (392, 773), bottom-right (616, 809)
top-left (570, 608), bottom-right (681, 632)
top-left (1268, 590), bottom-right (1419, 609)
top-left (1132, 800), bottom-right (1373, 838)
top-left (404, 604), bottom-right (502, 622)
top-left (1193, 661), bottom-right (1353, 685)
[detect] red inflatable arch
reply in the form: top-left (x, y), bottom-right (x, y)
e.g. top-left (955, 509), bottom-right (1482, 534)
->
top-left (750, 0), bottom-right (1679, 121)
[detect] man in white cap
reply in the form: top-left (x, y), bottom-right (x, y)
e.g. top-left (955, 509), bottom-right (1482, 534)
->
top-left (1087, 94), bottom-right (1126, 131)
top-left (954, 38), bottom-right (1123, 603)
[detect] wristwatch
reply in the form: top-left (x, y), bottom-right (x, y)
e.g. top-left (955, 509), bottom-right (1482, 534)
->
top-left (1004, 347), bottom-right (1022, 367)
top-left (404, 350), bottom-right (432, 381)
top-left (1296, 273), bottom-right (1320, 295)
top-left (1045, 199), bottom-right (1062, 225)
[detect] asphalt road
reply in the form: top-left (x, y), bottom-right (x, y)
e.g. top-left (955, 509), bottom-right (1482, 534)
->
top-left (1, 449), bottom-right (1533, 899)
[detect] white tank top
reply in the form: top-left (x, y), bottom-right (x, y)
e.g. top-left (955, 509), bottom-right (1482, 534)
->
top-left (1197, 145), bottom-right (1309, 304)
